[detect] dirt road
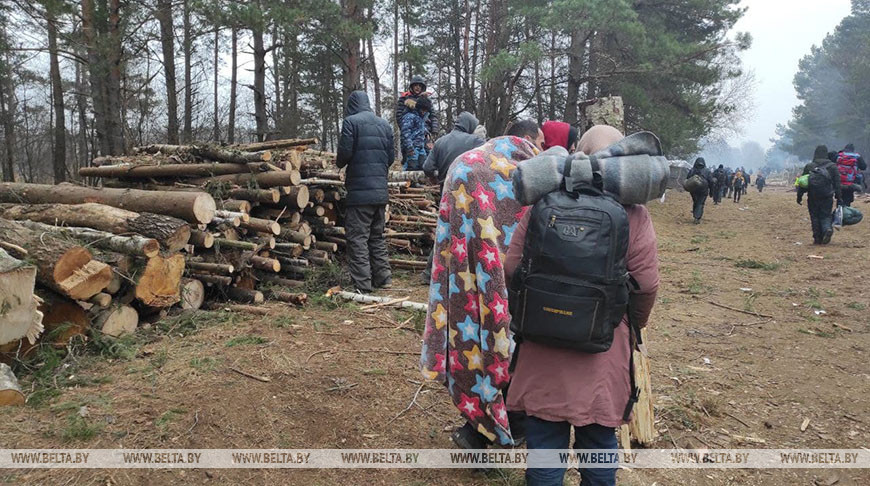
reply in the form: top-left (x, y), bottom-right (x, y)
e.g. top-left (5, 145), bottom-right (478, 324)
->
top-left (2, 188), bottom-right (868, 485)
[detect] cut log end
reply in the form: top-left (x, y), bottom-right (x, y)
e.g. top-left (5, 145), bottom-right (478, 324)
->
top-left (180, 279), bottom-right (206, 310)
top-left (54, 248), bottom-right (113, 300)
top-left (0, 363), bottom-right (24, 406)
top-left (135, 255), bottom-right (185, 308)
top-left (193, 193), bottom-right (217, 224)
top-left (96, 305), bottom-right (139, 338)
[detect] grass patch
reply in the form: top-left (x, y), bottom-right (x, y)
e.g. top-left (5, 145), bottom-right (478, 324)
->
top-left (272, 315), bottom-right (296, 328)
top-left (743, 293), bottom-right (758, 312)
top-left (301, 261), bottom-right (346, 294)
top-left (61, 415), bottom-right (102, 442)
top-left (687, 271), bottom-right (709, 295)
top-left (155, 310), bottom-right (241, 337)
top-left (690, 235), bottom-right (709, 244)
top-left (735, 259), bottom-right (782, 271)
top-left (716, 230), bottom-right (737, 239)
top-left (225, 335), bottom-right (268, 347)
top-left (362, 368), bottom-right (387, 376)
top-left (798, 328), bottom-right (834, 338)
top-left (847, 302), bottom-right (866, 311)
top-left (410, 310), bottom-right (427, 334)
top-left (155, 408), bottom-right (187, 427)
top-left (190, 356), bottom-right (219, 372)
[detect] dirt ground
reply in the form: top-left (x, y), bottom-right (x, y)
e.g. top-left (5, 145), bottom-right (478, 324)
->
top-left (1, 187), bottom-right (869, 486)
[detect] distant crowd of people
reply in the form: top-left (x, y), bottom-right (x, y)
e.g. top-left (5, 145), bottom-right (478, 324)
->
top-left (684, 159), bottom-right (765, 224)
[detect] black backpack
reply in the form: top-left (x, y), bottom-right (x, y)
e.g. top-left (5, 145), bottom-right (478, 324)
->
top-left (509, 162), bottom-right (631, 353)
top-left (808, 162), bottom-right (834, 198)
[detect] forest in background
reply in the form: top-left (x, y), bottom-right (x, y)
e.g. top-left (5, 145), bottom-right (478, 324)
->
top-left (773, 0), bottom-right (870, 164)
top-left (0, 0), bottom-right (752, 184)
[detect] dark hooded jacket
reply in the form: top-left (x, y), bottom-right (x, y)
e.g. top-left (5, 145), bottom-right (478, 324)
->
top-left (395, 75), bottom-right (441, 136)
top-left (687, 158), bottom-right (713, 195)
top-left (337, 91), bottom-right (395, 206)
top-left (797, 145), bottom-right (842, 203)
top-left (422, 111), bottom-right (484, 183)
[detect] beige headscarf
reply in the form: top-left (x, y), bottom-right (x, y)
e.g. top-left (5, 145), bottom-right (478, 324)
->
top-left (577, 125), bottom-right (624, 155)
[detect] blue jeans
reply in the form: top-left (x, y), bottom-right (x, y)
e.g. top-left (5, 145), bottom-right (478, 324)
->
top-left (525, 416), bottom-right (618, 486)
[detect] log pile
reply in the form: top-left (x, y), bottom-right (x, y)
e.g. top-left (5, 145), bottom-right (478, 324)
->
top-left (0, 139), bottom-right (326, 356)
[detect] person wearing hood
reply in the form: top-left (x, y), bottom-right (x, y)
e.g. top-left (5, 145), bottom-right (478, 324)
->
top-left (687, 158), bottom-right (713, 224)
top-left (504, 125), bottom-right (660, 486)
top-left (336, 91), bottom-right (395, 293)
top-left (420, 112), bottom-right (486, 284)
top-left (797, 145), bottom-right (842, 245)
top-left (712, 164), bottom-right (726, 204)
top-left (396, 75), bottom-right (440, 165)
top-left (423, 112), bottom-right (485, 187)
top-left (540, 120), bottom-right (580, 152)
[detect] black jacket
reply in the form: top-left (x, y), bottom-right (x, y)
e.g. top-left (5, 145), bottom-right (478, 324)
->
top-left (337, 91), bottom-right (395, 206)
top-left (395, 75), bottom-right (441, 136)
top-left (797, 158), bottom-right (842, 203)
top-left (422, 112), bottom-right (484, 183)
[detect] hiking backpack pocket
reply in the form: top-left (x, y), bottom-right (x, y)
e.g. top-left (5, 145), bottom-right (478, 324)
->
top-left (511, 276), bottom-right (614, 353)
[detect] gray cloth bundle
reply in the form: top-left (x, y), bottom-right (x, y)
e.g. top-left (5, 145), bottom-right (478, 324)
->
top-left (513, 132), bottom-right (670, 206)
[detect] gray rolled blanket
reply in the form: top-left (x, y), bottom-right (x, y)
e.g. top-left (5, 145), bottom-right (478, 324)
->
top-left (513, 132), bottom-right (670, 206)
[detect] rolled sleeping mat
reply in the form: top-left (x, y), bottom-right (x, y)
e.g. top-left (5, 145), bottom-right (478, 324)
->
top-left (513, 132), bottom-right (670, 206)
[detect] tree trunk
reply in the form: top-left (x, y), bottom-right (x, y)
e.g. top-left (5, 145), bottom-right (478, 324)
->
top-left (133, 144), bottom-right (272, 164)
top-left (182, 0), bottom-right (193, 142)
top-left (156, 0), bottom-right (178, 144)
top-left (0, 54), bottom-right (16, 182)
top-left (252, 27), bottom-right (267, 142)
top-left (0, 219), bottom-right (112, 300)
top-left (366, 9), bottom-right (381, 116)
top-left (564, 29), bottom-right (589, 126)
top-left (341, 0), bottom-right (362, 98)
top-left (0, 249), bottom-right (42, 347)
top-left (228, 27), bottom-right (237, 144)
top-left (0, 182), bottom-right (216, 224)
top-left (80, 162), bottom-right (261, 178)
top-left (47, 9), bottom-right (66, 183)
top-left (0, 202), bottom-right (190, 252)
top-left (188, 169), bottom-right (300, 188)
top-left (213, 27), bottom-right (220, 142)
top-left (106, 0), bottom-right (125, 154)
top-left (14, 220), bottom-right (159, 258)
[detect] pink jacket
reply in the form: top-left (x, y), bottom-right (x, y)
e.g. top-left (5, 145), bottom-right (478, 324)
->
top-left (504, 204), bottom-right (659, 427)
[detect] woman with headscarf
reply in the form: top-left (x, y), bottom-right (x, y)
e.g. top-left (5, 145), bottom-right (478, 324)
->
top-left (504, 125), bottom-right (660, 486)
top-left (540, 121), bottom-right (580, 152)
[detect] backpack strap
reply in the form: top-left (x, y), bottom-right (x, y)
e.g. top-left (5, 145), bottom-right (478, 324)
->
top-left (508, 334), bottom-right (522, 374)
top-left (562, 156), bottom-right (574, 193)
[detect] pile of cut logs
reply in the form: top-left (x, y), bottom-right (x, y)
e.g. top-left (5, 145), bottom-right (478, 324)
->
top-left (0, 138), bottom-right (438, 366)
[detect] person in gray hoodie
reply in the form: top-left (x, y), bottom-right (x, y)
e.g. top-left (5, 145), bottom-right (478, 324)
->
top-left (422, 112), bottom-right (485, 189)
top-left (420, 112), bottom-right (485, 284)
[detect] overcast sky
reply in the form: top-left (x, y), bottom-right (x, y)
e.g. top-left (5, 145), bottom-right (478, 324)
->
top-left (733, 0), bottom-right (852, 149)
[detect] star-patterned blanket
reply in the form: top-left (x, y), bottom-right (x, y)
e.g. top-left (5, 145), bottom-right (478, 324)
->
top-left (420, 135), bottom-right (540, 446)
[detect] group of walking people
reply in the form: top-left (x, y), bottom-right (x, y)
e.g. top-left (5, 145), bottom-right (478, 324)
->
top-left (796, 144), bottom-right (866, 245)
top-left (685, 158), bottom-right (764, 224)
